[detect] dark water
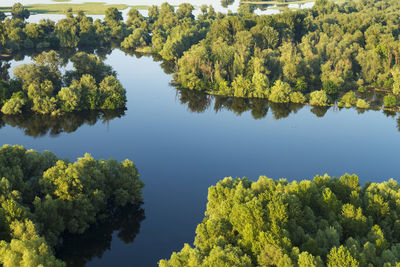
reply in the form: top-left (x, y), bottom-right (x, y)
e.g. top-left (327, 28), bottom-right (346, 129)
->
top-left (1, 49), bottom-right (400, 266)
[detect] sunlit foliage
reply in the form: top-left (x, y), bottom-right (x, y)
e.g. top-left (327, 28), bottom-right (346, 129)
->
top-left (160, 174), bottom-right (400, 267)
top-left (0, 145), bottom-right (143, 266)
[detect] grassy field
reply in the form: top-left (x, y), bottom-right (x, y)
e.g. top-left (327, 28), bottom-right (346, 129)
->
top-left (0, 2), bottom-right (151, 15)
top-left (241, 0), bottom-right (314, 5)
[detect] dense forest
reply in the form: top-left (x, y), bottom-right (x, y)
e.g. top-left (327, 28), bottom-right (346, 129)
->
top-left (2, 0), bottom-right (400, 111)
top-left (1, 1), bottom-right (400, 266)
top-left (160, 174), bottom-right (400, 266)
top-left (0, 145), bottom-right (144, 266)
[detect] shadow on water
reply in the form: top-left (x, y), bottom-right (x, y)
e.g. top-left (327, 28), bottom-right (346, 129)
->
top-left (178, 88), bottom-right (308, 120)
top-left (0, 109), bottom-right (126, 137)
top-left (56, 203), bottom-right (145, 267)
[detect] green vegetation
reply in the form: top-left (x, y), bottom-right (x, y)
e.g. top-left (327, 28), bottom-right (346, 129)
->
top-left (356, 99), bottom-right (370, 109)
top-left (160, 174), bottom-right (400, 267)
top-left (2, 0), bottom-right (400, 112)
top-left (309, 90), bottom-right (329, 106)
top-left (0, 144), bottom-right (143, 267)
top-left (0, 50), bottom-right (126, 115)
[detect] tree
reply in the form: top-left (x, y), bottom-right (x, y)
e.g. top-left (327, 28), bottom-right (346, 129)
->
top-left (269, 80), bottom-right (292, 103)
top-left (98, 76), bottom-right (126, 110)
top-left (323, 80), bottom-right (339, 95)
top-left (11, 3), bottom-right (30, 20)
top-left (176, 4), bottom-right (194, 20)
top-left (383, 94), bottom-right (397, 108)
top-left (57, 86), bottom-right (81, 112)
top-left (121, 29), bottom-right (150, 50)
top-left (232, 75), bottom-right (252, 97)
top-left (1, 94), bottom-right (26, 115)
top-left (67, 52), bottom-right (115, 83)
top-left (55, 16), bottom-right (79, 48)
top-left (391, 66), bottom-right (400, 95)
top-left (327, 246), bottom-right (359, 267)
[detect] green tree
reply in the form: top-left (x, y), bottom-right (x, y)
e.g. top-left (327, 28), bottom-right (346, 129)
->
top-left (327, 246), bottom-right (359, 267)
top-left (11, 3), bottom-right (30, 20)
top-left (383, 94), bottom-right (397, 108)
top-left (269, 80), bottom-right (292, 103)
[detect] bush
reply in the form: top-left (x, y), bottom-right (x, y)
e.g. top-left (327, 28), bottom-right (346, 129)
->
top-left (290, 91), bottom-right (306, 104)
top-left (339, 91), bottom-right (357, 108)
top-left (356, 99), bottom-right (370, 109)
top-left (309, 90), bottom-right (329, 106)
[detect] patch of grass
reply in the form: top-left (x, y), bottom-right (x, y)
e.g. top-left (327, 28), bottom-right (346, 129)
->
top-left (52, 0), bottom-right (71, 3)
top-left (0, 2), bottom-right (151, 15)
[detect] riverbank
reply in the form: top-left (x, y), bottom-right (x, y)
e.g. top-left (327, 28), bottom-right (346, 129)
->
top-left (0, 2), bottom-right (151, 15)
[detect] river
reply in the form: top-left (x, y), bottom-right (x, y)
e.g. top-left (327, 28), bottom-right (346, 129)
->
top-left (2, 49), bottom-right (400, 266)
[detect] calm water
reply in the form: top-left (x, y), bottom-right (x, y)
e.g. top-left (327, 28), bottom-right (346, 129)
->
top-left (2, 49), bottom-right (400, 266)
top-left (3, 0), bottom-right (315, 22)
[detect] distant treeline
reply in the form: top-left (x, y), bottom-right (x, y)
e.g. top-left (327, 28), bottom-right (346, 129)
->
top-left (160, 174), bottom-right (400, 267)
top-left (1, 0), bottom-right (400, 110)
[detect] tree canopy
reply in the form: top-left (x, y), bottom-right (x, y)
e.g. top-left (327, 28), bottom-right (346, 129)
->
top-left (160, 174), bottom-right (400, 267)
top-left (0, 145), bottom-right (144, 267)
top-left (0, 50), bottom-right (126, 115)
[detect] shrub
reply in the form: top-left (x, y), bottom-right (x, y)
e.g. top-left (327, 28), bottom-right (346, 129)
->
top-left (309, 90), bottom-right (329, 106)
top-left (356, 99), bottom-right (370, 109)
top-left (339, 91), bottom-right (357, 108)
top-left (290, 91), bottom-right (306, 104)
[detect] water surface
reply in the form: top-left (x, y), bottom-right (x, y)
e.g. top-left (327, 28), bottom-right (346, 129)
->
top-left (2, 0), bottom-right (315, 22)
top-left (1, 49), bottom-right (400, 266)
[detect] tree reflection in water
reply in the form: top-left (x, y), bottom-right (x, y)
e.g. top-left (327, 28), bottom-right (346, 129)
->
top-left (0, 109), bottom-right (125, 137)
top-left (56, 203), bottom-right (145, 267)
top-left (177, 88), bottom-right (400, 131)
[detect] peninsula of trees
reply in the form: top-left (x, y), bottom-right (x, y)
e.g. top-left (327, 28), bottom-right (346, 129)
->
top-left (2, 0), bottom-right (400, 110)
top-left (160, 174), bottom-right (400, 267)
top-left (0, 145), bottom-right (144, 267)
